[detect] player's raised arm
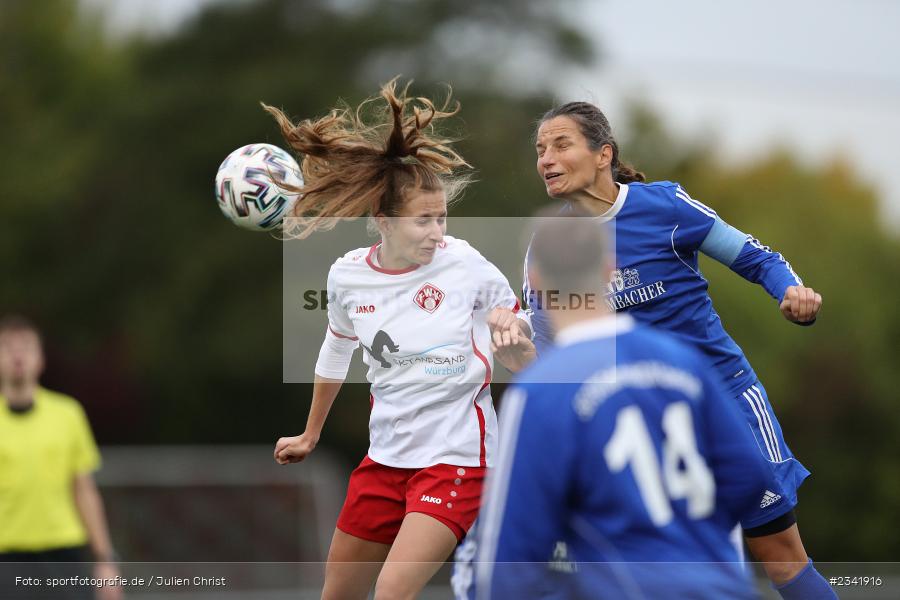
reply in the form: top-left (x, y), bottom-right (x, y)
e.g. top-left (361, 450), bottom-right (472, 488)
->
top-left (672, 185), bottom-right (823, 324)
top-left (721, 231), bottom-right (821, 324)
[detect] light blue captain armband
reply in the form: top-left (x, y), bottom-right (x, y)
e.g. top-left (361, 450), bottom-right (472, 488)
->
top-left (699, 218), bottom-right (747, 266)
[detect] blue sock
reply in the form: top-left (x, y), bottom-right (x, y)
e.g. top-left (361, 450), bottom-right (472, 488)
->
top-left (775, 558), bottom-right (838, 600)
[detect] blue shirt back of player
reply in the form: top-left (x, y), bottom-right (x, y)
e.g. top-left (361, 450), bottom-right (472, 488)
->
top-left (475, 319), bottom-right (768, 599)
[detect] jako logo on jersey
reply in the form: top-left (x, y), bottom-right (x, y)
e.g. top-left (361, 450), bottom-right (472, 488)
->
top-left (355, 304), bottom-right (376, 314)
top-left (420, 495), bottom-right (442, 505)
top-left (760, 490), bottom-right (782, 508)
top-left (414, 283), bottom-right (445, 313)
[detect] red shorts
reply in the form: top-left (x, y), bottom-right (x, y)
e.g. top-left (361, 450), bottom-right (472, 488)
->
top-left (336, 456), bottom-right (485, 544)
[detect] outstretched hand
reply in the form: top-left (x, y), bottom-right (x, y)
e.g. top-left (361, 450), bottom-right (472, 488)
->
top-left (780, 285), bottom-right (822, 323)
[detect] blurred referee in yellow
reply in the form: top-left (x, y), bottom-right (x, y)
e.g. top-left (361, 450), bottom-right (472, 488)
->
top-left (0, 315), bottom-right (122, 600)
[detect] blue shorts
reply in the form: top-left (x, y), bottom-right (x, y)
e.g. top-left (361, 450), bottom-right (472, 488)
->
top-left (734, 381), bottom-right (810, 530)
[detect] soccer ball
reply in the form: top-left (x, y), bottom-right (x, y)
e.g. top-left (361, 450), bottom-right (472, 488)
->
top-left (214, 143), bottom-right (303, 231)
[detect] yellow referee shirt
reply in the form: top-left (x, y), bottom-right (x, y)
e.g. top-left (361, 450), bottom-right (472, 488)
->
top-left (0, 387), bottom-right (100, 552)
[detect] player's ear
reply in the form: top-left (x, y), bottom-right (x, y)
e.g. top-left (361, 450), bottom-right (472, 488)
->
top-left (374, 213), bottom-right (391, 236)
top-left (596, 144), bottom-right (613, 170)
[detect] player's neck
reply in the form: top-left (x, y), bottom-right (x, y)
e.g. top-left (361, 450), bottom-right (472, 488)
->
top-left (568, 179), bottom-right (619, 215)
top-left (551, 307), bottom-right (613, 334)
top-left (377, 242), bottom-right (416, 271)
top-left (1, 380), bottom-right (37, 410)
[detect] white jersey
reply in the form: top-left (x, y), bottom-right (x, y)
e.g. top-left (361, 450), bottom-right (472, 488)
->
top-left (315, 236), bottom-right (528, 469)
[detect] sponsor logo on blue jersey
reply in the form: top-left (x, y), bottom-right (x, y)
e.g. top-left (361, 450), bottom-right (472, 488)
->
top-left (604, 267), bottom-right (668, 311)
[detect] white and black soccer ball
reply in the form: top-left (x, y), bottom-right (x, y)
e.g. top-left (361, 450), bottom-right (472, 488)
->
top-left (214, 143), bottom-right (303, 231)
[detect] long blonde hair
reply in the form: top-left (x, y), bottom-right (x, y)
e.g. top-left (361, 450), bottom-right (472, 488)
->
top-left (263, 79), bottom-right (472, 238)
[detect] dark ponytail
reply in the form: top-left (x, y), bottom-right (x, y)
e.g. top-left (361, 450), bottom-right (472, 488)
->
top-left (612, 162), bottom-right (644, 184)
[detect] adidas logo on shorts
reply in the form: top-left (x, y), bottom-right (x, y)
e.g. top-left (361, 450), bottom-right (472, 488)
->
top-left (759, 490), bottom-right (782, 509)
top-left (549, 541), bottom-right (578, 574)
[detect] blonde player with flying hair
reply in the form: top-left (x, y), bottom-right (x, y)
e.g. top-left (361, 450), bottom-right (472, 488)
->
top-left (267, 80), bottom-right (534, 600)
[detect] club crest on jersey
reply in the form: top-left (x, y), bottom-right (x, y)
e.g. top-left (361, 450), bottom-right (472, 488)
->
top-left (609, 268), bottom-right (642, 293)
top-left (413, 283), bottom-right (445, 313)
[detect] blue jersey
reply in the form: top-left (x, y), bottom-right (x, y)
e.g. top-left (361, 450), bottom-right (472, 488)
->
top-left (524, 181), bottom-right (804, 395)
top-left (474, 316), bottom-right (768, 599)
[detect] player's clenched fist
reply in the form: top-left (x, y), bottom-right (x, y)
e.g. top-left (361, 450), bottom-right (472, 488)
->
top-left (487, 307), bottom-right (524, 349)
top-left (487, 307), bottom-right (536, 372)
top-left (274, 432), bottom-right (318, 465)
top-left (779, 285), bottom-right (822, 323)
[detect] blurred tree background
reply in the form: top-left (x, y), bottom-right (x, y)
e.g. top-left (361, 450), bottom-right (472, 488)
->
top-left (1, 0), bottom-right (897, 561)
